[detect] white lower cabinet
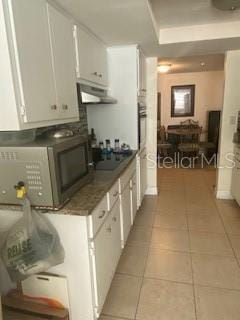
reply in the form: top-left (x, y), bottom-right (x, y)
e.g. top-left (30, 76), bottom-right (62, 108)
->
top-left (131, 174), bottom-right (138, 223)
top-left (120, 183), bottom-right (132, 247)
top-left (90, 199), bottom-right (121, 317)
top-left (140, 148), bottom-right (147, 203)
top-left (0, 159), bottom-right (139, 320)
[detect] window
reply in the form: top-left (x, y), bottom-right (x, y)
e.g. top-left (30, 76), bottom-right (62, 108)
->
top-left (171, 85), bottom-right (195, 117)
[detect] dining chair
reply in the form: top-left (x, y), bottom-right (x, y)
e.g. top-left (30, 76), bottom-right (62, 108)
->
top-left (157, 126), bottom-right (172, 157)
top-left (178, 126), bottom-right (202, 159)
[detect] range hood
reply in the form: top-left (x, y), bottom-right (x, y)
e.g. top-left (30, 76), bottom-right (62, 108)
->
top-left (79, 84), bottom-right (117, 105)
top-left (212, 0), bottom-right (240, 10)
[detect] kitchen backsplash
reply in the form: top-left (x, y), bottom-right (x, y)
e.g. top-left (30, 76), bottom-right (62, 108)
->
top-left (36, 104), bottom-right (88, 137)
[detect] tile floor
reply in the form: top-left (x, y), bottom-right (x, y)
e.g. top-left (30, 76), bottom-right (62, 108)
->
top-left (100, 168), bottom-right (240, 320)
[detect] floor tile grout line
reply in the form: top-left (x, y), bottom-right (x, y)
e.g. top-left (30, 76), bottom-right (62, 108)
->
top-left (133, 219), bottom-right (153, 320)
top-left (140, 275), bottom-right (240, 293)
top-left (103, 168), bottom-right (240, 319)
top-left (142, 275), bottom-right (193, 286)
top-left (191, 282), bottom-right (240, 293)
top-left (183, 169), bottom-right (198, 320)
top-left (213, 203), bottom-right (240, 270)
top-left (201, 169), bottom-right (240, 270)
top-left (101, 315), bottom-right (133, 320)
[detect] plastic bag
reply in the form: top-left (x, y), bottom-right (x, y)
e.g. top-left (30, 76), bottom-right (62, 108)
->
top-left (0, 198), bottom-right (65, 282)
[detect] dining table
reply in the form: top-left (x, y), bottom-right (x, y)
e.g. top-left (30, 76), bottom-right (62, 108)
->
top-left (166, 127), bottom-right (206, 143)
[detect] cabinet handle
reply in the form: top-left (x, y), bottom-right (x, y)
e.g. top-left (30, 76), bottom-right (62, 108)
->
top-left (92, 72), bottom-right (98, 76)
top-left (99, 210), bottom-right (106, 219)
top-left (62, 104), bottom-right (68, 110)
top-left (98, 74), bottom-right (103, 78)
top-left (113, 191), bottom-right (118, 197)
top-left (50, 105), bottom-right (57, 110)
top-left (112, 217), bottom-right (117, 222)
top-left (106, 226), bottom-right (112, 233)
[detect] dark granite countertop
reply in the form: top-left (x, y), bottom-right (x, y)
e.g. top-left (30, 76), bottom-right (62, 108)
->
top-left (0, 151), bottom-right (137, 217)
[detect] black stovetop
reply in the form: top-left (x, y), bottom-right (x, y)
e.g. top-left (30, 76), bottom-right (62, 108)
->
top-left (95, 153), bottom-right (129, 171)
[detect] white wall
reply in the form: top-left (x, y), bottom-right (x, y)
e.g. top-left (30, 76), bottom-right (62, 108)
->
top-left (87, 46), bottom-right (138, 149)
top-left (217, 50), bottom-right (240, 199)
top-left (158, 71), bottom-right (224, 139)
top-left (146, 58), bottom-right (158, 195)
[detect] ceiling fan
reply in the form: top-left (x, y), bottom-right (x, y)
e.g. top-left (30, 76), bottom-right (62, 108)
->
top-left (212, 0), bottom-right (240, 10)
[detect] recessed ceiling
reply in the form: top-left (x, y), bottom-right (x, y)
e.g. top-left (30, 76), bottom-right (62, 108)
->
top-left (158, 54), bottom-right (225, 73)
top-left (150, 0), bottom-right (240, 29)
top-left (155, 37), bottom-right (240, 58)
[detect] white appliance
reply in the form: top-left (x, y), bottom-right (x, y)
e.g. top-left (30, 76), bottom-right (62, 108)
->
top-left (0, 134), bottom-right (93, 209)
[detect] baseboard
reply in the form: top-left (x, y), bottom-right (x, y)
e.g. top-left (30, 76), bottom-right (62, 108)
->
top-left (216, 190), bottom-right (234, 200)
top-left (145, 186), bottom-right (158, 196)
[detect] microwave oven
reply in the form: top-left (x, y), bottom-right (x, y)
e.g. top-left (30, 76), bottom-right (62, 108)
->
top-left (0, 135), bottom-right (93, 209)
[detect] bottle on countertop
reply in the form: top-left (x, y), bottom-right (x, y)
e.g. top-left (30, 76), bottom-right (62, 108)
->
top-left (99, 141), bottom-right (104, 150)
top-left (114, 139), bottom-right (120, 152)
top-left (105, 139), bottom-right (111, 153)
top-left (90, 128), bottom-right (97, 148)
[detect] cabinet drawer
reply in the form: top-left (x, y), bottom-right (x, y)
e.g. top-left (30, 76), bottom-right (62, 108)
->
top-left (120, 159), bottom-right (136, 193)
top-left (108, 180), bottom-right (120, 211)
top-left (88, 196), bottom-right (108, 238)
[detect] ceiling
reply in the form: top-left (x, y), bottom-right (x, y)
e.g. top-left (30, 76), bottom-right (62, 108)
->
top-left (150, 0), bottom-right (240, 29)
top-left (158, 54), bottom-right (225, 74)
top-left (54, 0), bottom-right (159, 56)
top-left (54, 0), bottom-right (240, 57)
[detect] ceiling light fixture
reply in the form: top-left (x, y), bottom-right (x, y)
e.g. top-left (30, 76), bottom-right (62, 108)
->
top-left (212, 0), bottom-right (240, 11)
top-left (158, 64), bottom-right (171, 73)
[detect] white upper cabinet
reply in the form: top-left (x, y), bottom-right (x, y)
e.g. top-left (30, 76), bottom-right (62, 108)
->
top-left (74, 26), bottom-right (108, 87)
top-left (47, 4), bottom-right (79, 119)
top-left (0, 0), bottom-right (79, 131)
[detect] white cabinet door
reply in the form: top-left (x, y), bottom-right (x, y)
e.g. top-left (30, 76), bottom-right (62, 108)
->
top-left (131, 174), bottom-right (138, 223)
top-left (74, 26), bottom-right (108, 87)
top-left (120, 184), bottom-right (132, 247)
top-left (7, 0), bottom-right (57, 123)
top-left (94, 40), bottom-right (108, 87)
top-left (140, 149), bottom-right (147, 203)
top-left (47, 5), bottom-right (79, 119)
top-left (91, 199), bottom-right (121, 317)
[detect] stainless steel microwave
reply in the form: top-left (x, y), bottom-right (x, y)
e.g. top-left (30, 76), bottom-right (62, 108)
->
top-left (0, 135), bottom-right (93, 209)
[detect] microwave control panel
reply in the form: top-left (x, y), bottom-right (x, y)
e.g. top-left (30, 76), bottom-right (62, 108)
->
top-left (0, 148), bottom-right (53, 207)
top-left (26, 163), bottom-right (43, 192)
